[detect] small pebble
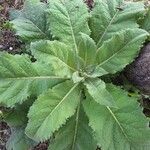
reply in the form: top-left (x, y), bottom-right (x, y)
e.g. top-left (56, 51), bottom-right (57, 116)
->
top-left (9, 47), bottom-right (13, 51)
top-left (0, 45), bottom-right (3, 49)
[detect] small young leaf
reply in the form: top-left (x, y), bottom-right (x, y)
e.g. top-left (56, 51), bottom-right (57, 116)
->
top-left (26, 81), bottom-right (81, 142)
top-left (78, 33), bottom-right (97, 66)
top-left (72, 71), bottom-right (84, 84)
top-left (95, 29), bottom-right (148, 74)
top-left (49, 106), bottom-right (97, 150)
top-left (87, 66), bottom-right (108, 78)
top-left (83, 84), bottom-right (150, 150)
top-left (84, 78), bottom-right (116, 107)
top-left (90, 0), bottom-right (145, 47)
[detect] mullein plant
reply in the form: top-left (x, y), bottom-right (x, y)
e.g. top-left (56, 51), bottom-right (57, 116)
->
top-left (0, 0), bottom-right (150, 149)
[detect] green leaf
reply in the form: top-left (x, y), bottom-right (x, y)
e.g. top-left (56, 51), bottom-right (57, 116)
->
top-left (95, 29), bottom-right (148, 74)
top-left (3, 99), bottom-right (34, 127)
top-left (141, 8), bottom-right (150, 40)
top-left (6, 127), bottom-right (36, 150)
top-left (3, 108), bottom-right (27, 127)
top-left (72, 71), bottom-right (84, 84)
top-left (90, 0), bottom-right (145, 47)
top-left (0, 53), bottom-right (66, 107)
top-left (31, 40), bottom-right (79, 77)
top-left (48, 106), bottom-right (97, 150)
top-left (78, 33), bottom-right (97, 66)
top-left (86, 66), bottom-right (108, 78)
top-left (83, 84), bottom-right (150, 150)
top-left (11, 0), bottom-right (51, 42)
top-left (47, 0), bottom-right (90, 50)
top-left (26, 81), bottom-right (81, 142)
top-left (84, 78), bottom-right (116, 107)
top-left (9, 9), bottom-right (22, 20)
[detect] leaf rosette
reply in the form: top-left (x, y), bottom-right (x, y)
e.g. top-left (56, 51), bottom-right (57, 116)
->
top-left (1, 0), bottom-right (150, 150)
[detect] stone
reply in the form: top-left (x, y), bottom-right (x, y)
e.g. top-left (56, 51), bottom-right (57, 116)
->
top-left (125, 43), bottom-right (150, 95)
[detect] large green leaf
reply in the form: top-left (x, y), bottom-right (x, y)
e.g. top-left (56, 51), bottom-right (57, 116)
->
top-left (0, 53), bottom-right (66, 107)
top-left (90, 0), bottom-right (145, 47)
top-left (95, 29), bottom-right (148, 75)
top-left (49, 106), bottom-right (97, 150)
top-left (84, 78), bottom-right (116, 107)
top-left (83, 84), bottom-right (150, 150)
top-left (47, 0), bottom-right (90, 51)
top-left (26, 81), bottom-right (81, 142)
top-left (6, 127), bottom-right (36, 150)
top-left (11, 0), bottom-right (51, 42)
top-left (31, 40), bottom-right (80, 77)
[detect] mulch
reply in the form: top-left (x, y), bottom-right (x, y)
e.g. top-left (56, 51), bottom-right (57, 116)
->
top-left (0, 0), bottom-right (23, 53)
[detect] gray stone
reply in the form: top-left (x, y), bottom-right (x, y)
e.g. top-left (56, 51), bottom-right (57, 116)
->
top-left (125, 43), bottom-right (150, 95)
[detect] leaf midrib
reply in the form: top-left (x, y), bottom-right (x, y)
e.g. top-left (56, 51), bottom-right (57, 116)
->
top-left (96, 33), bottom-right (145, 69)
top-left (106, 106), bottom-right (130, 143)
top-left (62, 1), bottom-right (79, 70)
top-left (71, 92), bottom-right (81, 150)
top-left (96, 9), bottom-right (119, 47)
top-left (35, 83), bottom-right (79, 137)
top-left (30, 20), bottom-right (47, 37)
top-left (24, 16), bottom-right (48, 38)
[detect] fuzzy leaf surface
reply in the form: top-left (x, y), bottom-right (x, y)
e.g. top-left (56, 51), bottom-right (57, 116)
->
top-left (26, 81), bottom-right (80, 142)
top-left (48, 107), bottom-right (97, 150)
top-left (90, 0), bottom-right (145, 47)
top-left (6, 127), bottom-right (35, 150)
top-left (95, 29), bottom-right (148, 74)
top-left (47, 0), bottom-right (90, 50)
top-left (78, 33), bottom-right (97, 66)
top-left (84, 79), bottom-right (116, 107)
top-left (31, 40), bottom-right (81, 77)
top-left (3, 99), bottom-right (34, 127)
top-left (83, 84), bottom-right (150, 150)
top-left (11, 0), bottom-right (51, 42)
top-left (0, 53), bottom-right (65, 107)
top-left (3, 106), bottom-right (28, 127)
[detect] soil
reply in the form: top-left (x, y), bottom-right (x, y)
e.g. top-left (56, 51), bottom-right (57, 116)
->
top-left (125, 43), bottom-right (150, 95)
top-left (33, 142), bottom-right (49, 150)
top-left (0, 122), bottom-right (11, 150)
top-left (0, 0), bottom-right (23, 54)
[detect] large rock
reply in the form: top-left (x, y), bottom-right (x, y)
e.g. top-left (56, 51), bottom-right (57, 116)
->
top-left (125, 43), bottom-right (150, 95)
